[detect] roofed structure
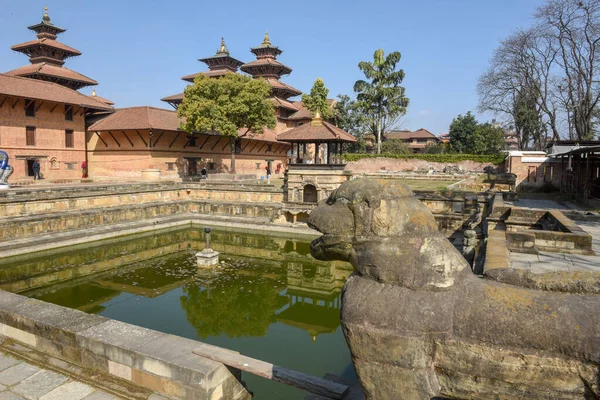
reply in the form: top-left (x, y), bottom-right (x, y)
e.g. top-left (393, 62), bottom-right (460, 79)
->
top-left (88, 106), bottom-right (182, 132)
top-left (6, 6), bottom-right (97, 90)
top-left (384, 128), bottom-right (441, 153)
top-left (241, 32), bottom-right (301, 102)
top-left (161, 38), bottom-right (244, 107)
top-left (278, 115), bottom-right (356, 143)
top-left (0, 74), bottom-right (111, 111)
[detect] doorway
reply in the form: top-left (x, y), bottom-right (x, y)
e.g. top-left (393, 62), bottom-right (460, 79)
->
top-left (303, 184), bottom-right (318, 203)
top-left (26, 159), bottom-right (35, 177)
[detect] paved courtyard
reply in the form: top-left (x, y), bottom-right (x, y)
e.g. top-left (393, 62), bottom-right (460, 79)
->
top-left (507, 199), bottom-right (600, 272)
top-left (0, 351), bottom-right (171, 400)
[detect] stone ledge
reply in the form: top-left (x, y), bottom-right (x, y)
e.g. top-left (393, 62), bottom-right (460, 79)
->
top-left (0, 290), bottom-right (249, 400)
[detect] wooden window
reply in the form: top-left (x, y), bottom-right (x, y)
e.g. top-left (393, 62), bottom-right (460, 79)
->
top-left (65, 130), bottom-right (74, 148)
top-left (165, 162), bottom-right (175, 171)
top-left (209, 162), bottom-right (216, 170)
top-left (65, 106), bottom-right (73, 121)
top-left (26, 126), bottom-right (36, 146)
top-left (267, 145), bottom-right (273, 152)
top-left (25, 101), bottom-right (35, 117)
top-left (256, 163), bottom-right (262, 170)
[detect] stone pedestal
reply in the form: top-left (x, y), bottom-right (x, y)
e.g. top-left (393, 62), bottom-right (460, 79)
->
top-left (141, 169), bottom-right (161, 181)
top-left (196, 248), bottom-right (219, 267)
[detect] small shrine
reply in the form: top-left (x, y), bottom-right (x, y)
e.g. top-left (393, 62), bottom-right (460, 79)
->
top-left (278, 113), bottom-right (356, 204)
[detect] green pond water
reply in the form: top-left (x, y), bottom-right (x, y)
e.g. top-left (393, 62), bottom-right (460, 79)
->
top-left (0, 227), bottom-right (356, 400)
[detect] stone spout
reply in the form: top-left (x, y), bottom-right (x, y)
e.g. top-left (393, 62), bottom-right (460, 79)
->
top-left (308, 178), bottom-right (600, 400)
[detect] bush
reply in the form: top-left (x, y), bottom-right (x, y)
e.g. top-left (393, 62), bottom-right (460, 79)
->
top-left (343, 153), bottom-right (506, 165)
top-left (381, 139), bottom-right (411, 154)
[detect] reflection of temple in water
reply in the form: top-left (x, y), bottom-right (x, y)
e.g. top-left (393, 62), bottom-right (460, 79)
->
top-left (276, 241), bottom-right (352, 341)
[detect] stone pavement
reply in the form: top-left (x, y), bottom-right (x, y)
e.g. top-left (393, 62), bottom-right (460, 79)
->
top-left (0, 351), bottom-right (171, 400)
top-left (509, 220), bottom-right (600, 273)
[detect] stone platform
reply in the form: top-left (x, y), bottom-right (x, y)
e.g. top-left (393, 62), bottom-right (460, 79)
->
top-left (0, 349), bottom-right (128, 400)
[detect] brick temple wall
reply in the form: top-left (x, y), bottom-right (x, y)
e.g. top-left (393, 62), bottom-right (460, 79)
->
top-left (0, 98), bottom-right (87, 180)
top-left (87, 129), bottom-right (289, 180)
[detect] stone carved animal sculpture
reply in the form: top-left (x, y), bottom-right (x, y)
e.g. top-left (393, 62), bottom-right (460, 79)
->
top-left (308, 179), bottom-right (599, 400)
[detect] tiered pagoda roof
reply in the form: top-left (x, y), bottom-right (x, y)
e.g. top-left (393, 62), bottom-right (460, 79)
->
top-left (5, 7), bottom-right (97, 90)
top-left (240, 32), bottom-right (301, 100)
top-left (161, 38), bottom-right (244, 107)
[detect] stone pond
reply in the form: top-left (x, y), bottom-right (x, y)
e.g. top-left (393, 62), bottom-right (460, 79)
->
top-left (0, 226), bottom-right (356, 399)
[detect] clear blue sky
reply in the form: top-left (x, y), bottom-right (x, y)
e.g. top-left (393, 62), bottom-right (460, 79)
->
top-left (0, 0), bottom-right (543, 134)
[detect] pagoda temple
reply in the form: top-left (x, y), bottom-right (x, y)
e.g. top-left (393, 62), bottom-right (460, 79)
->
top-left (241, 32), bottom-right (302, 122)
top-left (161, 38), bottom-right (244, 108)
top-left (5, 6), bottom-right (97, 90)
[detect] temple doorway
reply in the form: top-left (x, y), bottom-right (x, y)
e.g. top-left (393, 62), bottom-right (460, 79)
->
top-left (303, 184), bottom-right (317, 203)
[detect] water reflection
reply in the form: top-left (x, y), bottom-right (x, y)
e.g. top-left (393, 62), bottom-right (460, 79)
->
top-left (1, 227), bottom-right (355, 399)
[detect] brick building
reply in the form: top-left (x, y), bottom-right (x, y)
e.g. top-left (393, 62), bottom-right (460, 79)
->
top-left (87, 107), bottom-right (289, 179)
top-left (384, 129), bottom-right (441, 152)
top-left (0, 74), bottom-right (111, 180)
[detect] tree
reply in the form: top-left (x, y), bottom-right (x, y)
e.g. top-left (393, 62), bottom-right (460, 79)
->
top-left (302, 78), bottom-right (333, 120)
top-left (333, 94), bottom-right (368, 152)
top-left (354, 49), bottom-right (409, 154)
top-left (513, 88), bottom-right (547, 149)
top-left (473, 123), bottom-right (507, 154)
top-left (477, 28), bottom-right (560, 145)
top-left (536, 0), bottom-right (600, 141)
top-left (381, 139), bottom-right (411, 154)
top-left (178, 74), bottom-right (276, 173)
top-left (449, 112), bottom-right (479, 153)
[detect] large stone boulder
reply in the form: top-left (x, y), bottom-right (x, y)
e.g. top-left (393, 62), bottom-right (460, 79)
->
top-left (308, 178), bottom-right (600, 400)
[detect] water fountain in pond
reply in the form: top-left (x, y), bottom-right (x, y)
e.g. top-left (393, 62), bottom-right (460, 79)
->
top-left (195, 227), bottom-right (220, 267)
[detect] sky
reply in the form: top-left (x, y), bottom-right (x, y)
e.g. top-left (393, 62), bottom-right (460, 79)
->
top-left (0, 0), bottom-right (545, 135)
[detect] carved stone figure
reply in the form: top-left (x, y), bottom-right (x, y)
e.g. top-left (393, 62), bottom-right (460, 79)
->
top-left (308, 179), bottom-right (599, 400)
top-left (0, 151), bottom-right (13, 188)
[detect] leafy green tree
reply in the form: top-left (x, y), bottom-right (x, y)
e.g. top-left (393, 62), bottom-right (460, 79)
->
top-left (333, 94), bottom-right (368, 152)
top-left (354, 49), bottom-right (409, 154)
top-left (382, 139), bottom-right (411, 155)
top-left (424, 142), bottom-right (449, 154)
top-left (302, 78), bottom-right (333, 120)
top-left (473, 123), bottom-right (506, 154)
top-left (178, 74), bottom-right (276, 173)
top-left (449, 112), bottom-right (479, 153)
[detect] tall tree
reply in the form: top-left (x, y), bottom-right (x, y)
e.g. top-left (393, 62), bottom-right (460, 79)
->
top-left (302, 78), bottom-right (333, 120)
top-left (536, 0), bottom-right (600, 140)
top-left (448, 112), bottom-right (479, 153)
top-left (333, 94), bottom-right (368, 152)
top-left (354, 49), bottom-right (409, 154)
top-left (477, 28), bottom-right (560, 144)
top-left (178, 74), bottom-right (276, 173)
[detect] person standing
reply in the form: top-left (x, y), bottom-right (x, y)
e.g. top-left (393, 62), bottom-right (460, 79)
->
top-left (265, 164), bottom-right (272, 184)
top-left (32, 159), bottom-right (41, 180)
top-left (81, 161), bottom-right (88, 178)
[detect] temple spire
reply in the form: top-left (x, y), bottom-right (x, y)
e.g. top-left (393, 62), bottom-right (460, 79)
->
top-left (262, 31), bottom-right (271, 46)
top-left (42, 6), bottom-right (50, 23)
top-left (217, 37), bottom-right (229, 55)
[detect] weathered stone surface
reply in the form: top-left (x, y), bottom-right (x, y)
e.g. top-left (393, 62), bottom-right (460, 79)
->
top-left (308, 178), bottom-right (600, 399)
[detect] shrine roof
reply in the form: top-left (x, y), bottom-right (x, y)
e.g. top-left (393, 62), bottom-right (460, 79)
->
top-left (277, 120), bottom-right (356, 143)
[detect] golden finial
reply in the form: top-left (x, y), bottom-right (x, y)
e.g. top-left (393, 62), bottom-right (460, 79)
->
top-left (311, 110), bottom-right (323, 126)
top-left (217, 37), bottom-right (229, 55)
top-left (91, 89), bottom-right (97, 97)
top-left (42, 6), bottom-right (50, 22)
top-left (262, 31), bottom-right (271, 46)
